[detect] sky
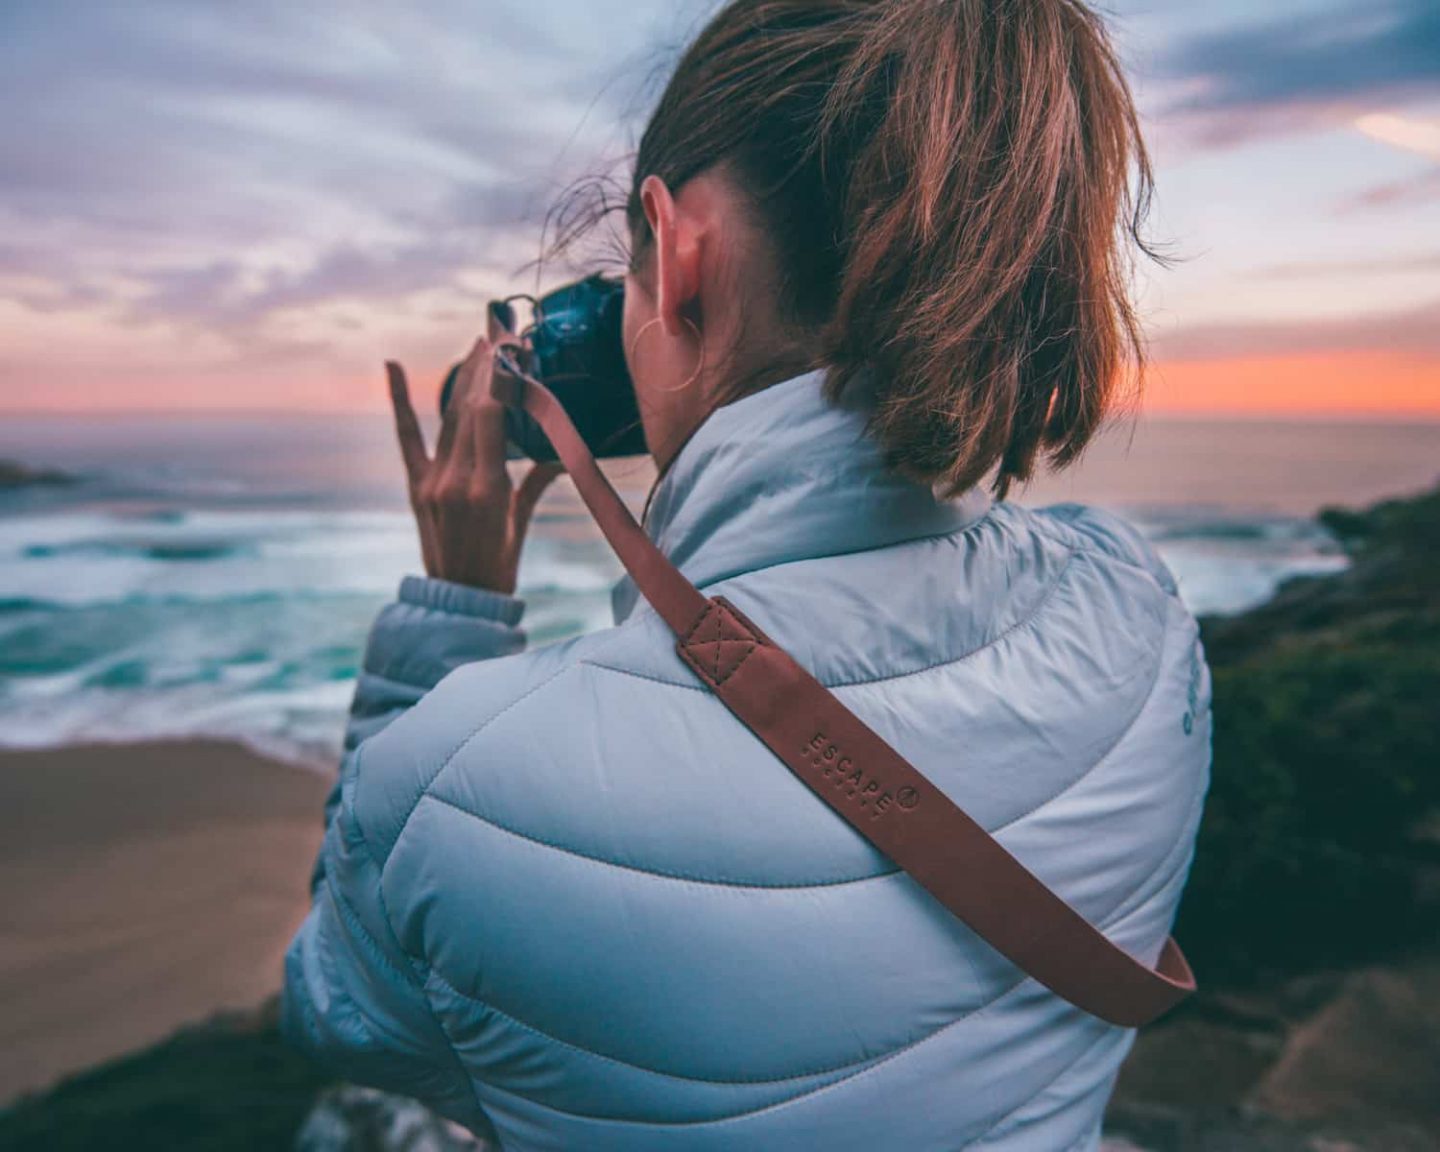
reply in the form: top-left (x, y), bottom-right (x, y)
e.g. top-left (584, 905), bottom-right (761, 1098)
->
top-left (0, 0), bottom-right (1437, 417)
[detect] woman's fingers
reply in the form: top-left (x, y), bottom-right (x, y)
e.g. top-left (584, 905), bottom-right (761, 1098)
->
top-left (435, 336), bottom-right (486, 468)
top-left (468, 362), bottom-right (511, 491)
top-left (511, 462), bottom-right (565, 542)
top-left (386, 361), bottom-right (429, 485)
top-left (387, 333), bottom-right (557, 589)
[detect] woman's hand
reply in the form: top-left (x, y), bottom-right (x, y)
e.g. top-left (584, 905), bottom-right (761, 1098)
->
top-left (386, 311), bottom-right (564, 595)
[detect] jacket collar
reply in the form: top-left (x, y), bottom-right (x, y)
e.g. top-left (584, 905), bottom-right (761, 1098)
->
top-left (611, 367), bottom-right (992, 624)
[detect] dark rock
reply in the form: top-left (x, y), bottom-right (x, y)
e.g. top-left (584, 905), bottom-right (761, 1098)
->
top-left (1250, 960), bottom-right (1440, 1133)
top-left (1107, 958), bottom-right (1440, 1150)
top-left (0, 459), bottom-right (78, 490)
top-left (0, 997), bottom-right (330, 1152)
top-left (296, 1086), bottom-right (490, 1152)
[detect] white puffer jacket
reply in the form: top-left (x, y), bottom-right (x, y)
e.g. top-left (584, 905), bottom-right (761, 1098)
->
top-left (283, 368), bottom-right (1212, 1151)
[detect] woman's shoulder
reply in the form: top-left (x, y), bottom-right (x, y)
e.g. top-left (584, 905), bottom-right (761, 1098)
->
top-left (346, 618), bottom-right (641, 868)
top-left (1010, 500), bottom-right (1182, 601)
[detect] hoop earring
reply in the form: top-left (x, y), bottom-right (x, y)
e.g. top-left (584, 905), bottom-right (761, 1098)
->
top-left (628, 316), bottom-right (705, 394)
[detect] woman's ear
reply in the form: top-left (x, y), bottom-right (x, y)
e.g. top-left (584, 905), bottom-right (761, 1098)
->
top-left (639, 175), bottom-right (702, 338)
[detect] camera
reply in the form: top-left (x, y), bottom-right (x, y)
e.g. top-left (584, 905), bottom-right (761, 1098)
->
top-left (440, 275), bottom-right (647, 461)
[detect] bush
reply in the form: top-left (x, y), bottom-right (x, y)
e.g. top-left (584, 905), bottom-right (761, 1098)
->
top-left (1177, 484), bottom-right (1440, 984)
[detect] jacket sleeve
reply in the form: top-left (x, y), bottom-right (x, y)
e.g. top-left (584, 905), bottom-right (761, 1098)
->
top-left (313, 575), bottom-right (528, 849)
top-left (281, 574), bottom-right (525, 1133)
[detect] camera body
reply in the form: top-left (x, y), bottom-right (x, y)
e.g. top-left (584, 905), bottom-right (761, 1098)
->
top-left (441, 275), bottom-right (648, 462)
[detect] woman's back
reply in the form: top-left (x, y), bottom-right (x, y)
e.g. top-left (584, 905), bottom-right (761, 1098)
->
top-left (284, 370), bottom-right (1211, 1151)
top-left (282, 2), bottom-right (1209, 1144)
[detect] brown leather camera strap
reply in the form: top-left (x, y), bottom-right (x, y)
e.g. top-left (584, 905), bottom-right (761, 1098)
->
top-left (491, 363), bottom-right (1195, 1028)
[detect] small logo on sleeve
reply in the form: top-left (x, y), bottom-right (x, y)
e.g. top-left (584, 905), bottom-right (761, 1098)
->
top-left (1182, 643), bottom-right (1205, 736)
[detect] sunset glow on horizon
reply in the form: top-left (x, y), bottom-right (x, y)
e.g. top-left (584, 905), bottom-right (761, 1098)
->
top-left (4, 352), bottom-right (1438, 420)
top-left (1147, 352), bottom-right (1440, 418)
top-left (2, 0), bottom-right (1437, 419)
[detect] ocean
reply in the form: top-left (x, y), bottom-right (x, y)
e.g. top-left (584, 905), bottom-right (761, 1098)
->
top-left (2, 412), bottom-right (1437, 768)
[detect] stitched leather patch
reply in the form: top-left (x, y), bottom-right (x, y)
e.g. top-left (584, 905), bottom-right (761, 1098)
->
top-left (678, 598), bottom-right (759, 687)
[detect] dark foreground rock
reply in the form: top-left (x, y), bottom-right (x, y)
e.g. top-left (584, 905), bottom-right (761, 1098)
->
top-left (297, 1086), bottom-right (488, 1152)
top-left (0, 1001), bottom-right (327, 1152)
top-left (1106, 957), bottom-right (1440, 1150)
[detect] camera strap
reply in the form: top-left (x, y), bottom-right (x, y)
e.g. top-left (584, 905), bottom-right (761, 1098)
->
top-left (491, 364), bottom-right (1195, 1028)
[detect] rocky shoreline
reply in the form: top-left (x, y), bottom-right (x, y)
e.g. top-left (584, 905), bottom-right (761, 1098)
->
top-left (1106, 481), bottom-right (1440, 1150)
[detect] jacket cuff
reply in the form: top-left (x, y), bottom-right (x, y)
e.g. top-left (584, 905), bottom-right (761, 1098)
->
top-left (354, 576), bottom-right (528, 702)
top-left (396, 574), bottom-right (526, 626)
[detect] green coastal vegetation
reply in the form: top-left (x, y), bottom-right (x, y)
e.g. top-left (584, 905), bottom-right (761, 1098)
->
top-left (1180, 483), bottom-right (1440, 981)
top-left (3, 482), bottom-right (1437, 1151)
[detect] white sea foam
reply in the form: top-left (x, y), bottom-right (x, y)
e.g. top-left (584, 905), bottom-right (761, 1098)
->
top-left (1126, 507), bottom-right (1348, 616)
top-left (0, 501), bottom-right (626, 764)
top-left (0, 497), bottom-right (1341, 765)
top-left (14, 410), bottom-right (1411, 765)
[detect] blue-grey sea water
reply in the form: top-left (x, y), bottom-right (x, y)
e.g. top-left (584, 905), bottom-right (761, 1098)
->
top-left (2, 413), bottom-right (1437, 767)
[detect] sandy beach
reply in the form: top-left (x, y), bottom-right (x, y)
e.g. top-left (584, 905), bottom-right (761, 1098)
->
top-left (0, 740), bottom-right (331, 1105)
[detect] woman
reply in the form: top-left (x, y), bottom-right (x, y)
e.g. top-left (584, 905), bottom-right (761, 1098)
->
top-left (282, 1), bottom-right (1211, 1148)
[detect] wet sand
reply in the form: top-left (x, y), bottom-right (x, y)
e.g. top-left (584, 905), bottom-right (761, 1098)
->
top-left (0, 740), bottom-right (331, 1104)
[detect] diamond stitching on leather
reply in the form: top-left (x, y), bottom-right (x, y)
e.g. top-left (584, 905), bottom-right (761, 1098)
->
top-left (681, 600), bottom-right (757, 686)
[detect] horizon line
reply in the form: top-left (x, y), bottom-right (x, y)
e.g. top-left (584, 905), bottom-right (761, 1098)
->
top-left (4, 405), bottom-right (1440, 424)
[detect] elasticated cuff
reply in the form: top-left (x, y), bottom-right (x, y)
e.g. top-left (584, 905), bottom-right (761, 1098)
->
top-left (396, 574), bottom-right (526, 627)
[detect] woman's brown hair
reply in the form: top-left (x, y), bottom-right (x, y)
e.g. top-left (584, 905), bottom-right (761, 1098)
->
top-left (573, 0), bottom-right (1156, 497)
